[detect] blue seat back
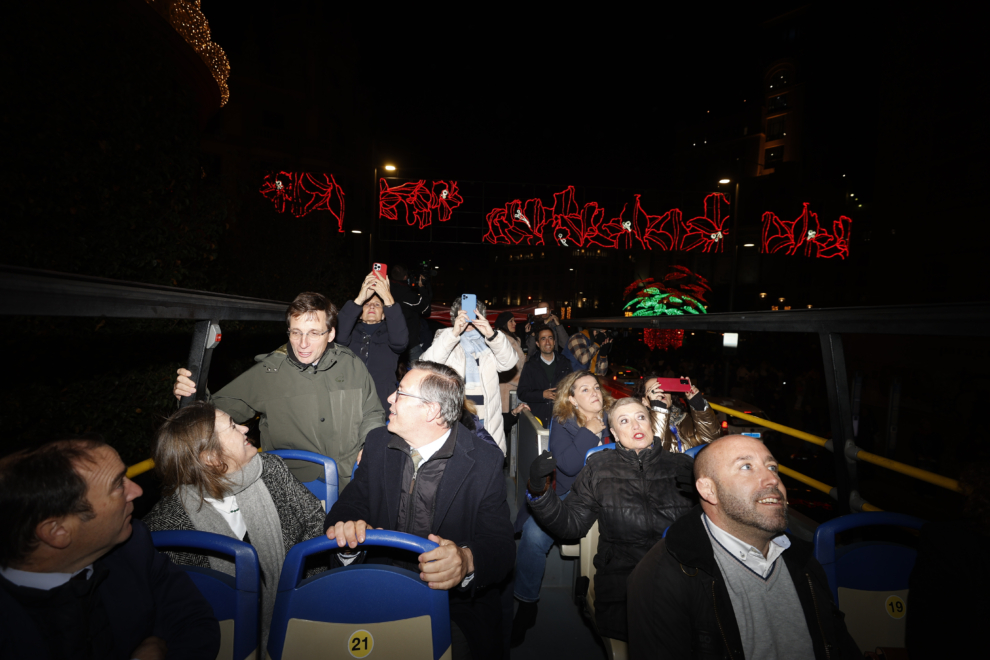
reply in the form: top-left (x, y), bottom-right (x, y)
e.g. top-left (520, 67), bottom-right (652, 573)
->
top-left (151, 530), bottom-right (260, 660)
top-left (684, 443), bottom-right (706, 458)
top-left (267, 449), bottom-right (338, 513)
top-left (584, 444), bottom-right (613, 465)
top-left (813, 511), bottom-right (925, 602)
top-left (268, 530), bottom-right (451, 660)
top-left (813, 512), bottom-right (924, 651)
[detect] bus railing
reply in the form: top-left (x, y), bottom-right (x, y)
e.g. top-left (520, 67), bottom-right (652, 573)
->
top-left (708, 401), bottom-right (964, 512)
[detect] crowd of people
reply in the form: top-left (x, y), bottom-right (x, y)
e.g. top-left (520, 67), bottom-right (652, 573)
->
top-left (4, 270), bottom-right (965, 660)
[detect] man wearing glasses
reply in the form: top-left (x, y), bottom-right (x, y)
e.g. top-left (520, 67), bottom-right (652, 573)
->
top-left (326, 361), bottom-right (514, 660)
top-left (172, 292), bottom-right (385, 490)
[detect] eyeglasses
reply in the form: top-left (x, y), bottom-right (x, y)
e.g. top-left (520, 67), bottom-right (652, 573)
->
top-left (394, 381), bottom-right (433, 403)
top-left (287, 329), bottom-right (330, 341)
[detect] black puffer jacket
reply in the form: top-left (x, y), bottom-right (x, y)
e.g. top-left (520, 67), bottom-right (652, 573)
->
top-left (528, 442), bottom-right (695, 641)
top-left (336, 300), bottom-right (409, 410)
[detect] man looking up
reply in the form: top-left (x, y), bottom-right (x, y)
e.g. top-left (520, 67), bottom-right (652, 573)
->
top-left (325, 361), bottom-right (514, 660)
top-left (337, 270), bottom-right (409, 410)
top-left (173, 292), bottom-right (384, 490)
top-left (0, 439), bottom-right (220, 659)
top-left (627, 435), bottom-right (860, 659)
top-left (516, 325), bottom-right (573, 424)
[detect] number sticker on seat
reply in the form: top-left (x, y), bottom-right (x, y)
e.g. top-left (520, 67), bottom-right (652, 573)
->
top-left (885, 595), bottom-right (906, 619)
top-left (348, 629), bottom-right (374, 657)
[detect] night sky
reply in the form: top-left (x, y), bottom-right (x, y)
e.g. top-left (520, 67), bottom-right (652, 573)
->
top-left (205, 2), bottom-right (881, 188)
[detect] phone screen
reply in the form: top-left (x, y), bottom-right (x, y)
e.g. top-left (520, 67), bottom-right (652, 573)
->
top-left (535, 307), bottom-right (548, 315)
top-left (462, 294), bottom-right (477, 320)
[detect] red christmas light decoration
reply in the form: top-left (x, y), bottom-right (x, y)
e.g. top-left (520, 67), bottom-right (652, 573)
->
top-left (679, 193), bottom-right (730, 253)
top-left (643, 328), bottom-right (685, 350)
top-left (379, 179), bottom-right (463, 229)
top-left (761, 203), bottom-right (852, 259)
top-left (259, 172), bottom-right (345, 231)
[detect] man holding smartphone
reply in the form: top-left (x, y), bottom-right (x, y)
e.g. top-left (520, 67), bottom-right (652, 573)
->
top-left (524, 302), bottom-right (568, 357)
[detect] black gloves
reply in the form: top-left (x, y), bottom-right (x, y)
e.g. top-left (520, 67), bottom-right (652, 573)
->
top-left (528, 450), bottom-right (557, 494)
top-left (688, 394), bottom-right (708, 412)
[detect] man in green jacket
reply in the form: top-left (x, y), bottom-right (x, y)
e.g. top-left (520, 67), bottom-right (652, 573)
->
top-left (173, 292), bottom-right (385, 489)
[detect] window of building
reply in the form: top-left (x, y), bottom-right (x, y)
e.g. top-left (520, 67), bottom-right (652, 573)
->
top-left (767, 94), bottom-right (788, 111)
top-left (765, 146), bottom-right (784, 167)
top-left (768, 69), bottom-right (791, 90)
top-left (766, 115), bottom-right (785, 141)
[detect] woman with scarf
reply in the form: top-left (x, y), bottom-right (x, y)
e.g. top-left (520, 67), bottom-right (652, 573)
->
top-left (419, 296), bottom-right (519, 455)
top-left (143, 402), bottom-right (326, 651)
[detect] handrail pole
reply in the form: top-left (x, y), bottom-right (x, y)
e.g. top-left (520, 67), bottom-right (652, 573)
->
top-left (819, 331), bottom-right (858, 514)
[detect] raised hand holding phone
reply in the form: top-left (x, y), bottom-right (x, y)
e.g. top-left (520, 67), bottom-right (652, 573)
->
top-left (461, 294), bottom-right (477, 321)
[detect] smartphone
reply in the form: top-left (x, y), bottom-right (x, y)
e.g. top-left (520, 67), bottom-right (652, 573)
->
top-left (461, 293), bottom-right (477, 320)
top-left (535, 307), bottom-right (548, 316)
top-left (653, 377), bottom-right (693, 393)
top-left (372, 262), bottom-right (387, 279)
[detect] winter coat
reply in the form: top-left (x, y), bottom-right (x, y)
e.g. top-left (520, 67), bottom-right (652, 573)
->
top-left (627, 506), bottom-right (862, 660)
top-left (336, 300), bottom-right (409, 410)
top-left (210, 343), bottom-right (385, 488)
top-left (143, 453), bottom-right (326, 570)
top-left (548, 414), bottom-right (610, 496)
top-left (498, 334), bottom-right (525, 412)
top-left (420, 328), bottom-right (519, 454)
top-left (528, 442), bottom-right (695, 641)
top-left (652, 397), bottom-right (721, 453)
top-left (516, 351), bottom-right (573, 424)
top-left (390, 278), bottom-right (431, 349)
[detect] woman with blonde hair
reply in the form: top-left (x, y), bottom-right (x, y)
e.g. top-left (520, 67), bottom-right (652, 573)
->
top-left (511, 370), bottom-right (614, 645)
top-left (143, 402), bottom-right (326, 650)
top-left (526, 396), bottom-right (695, 642)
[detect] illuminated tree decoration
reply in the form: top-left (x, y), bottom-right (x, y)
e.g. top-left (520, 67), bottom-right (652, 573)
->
top-left (379, 179), bottom-right (463, 229)
top-left (259, 172), bottom-right (345, 231)
top-left (625, 267), bottom-right (710, 351)
top-left (761, 203), bottom-right (852, 259)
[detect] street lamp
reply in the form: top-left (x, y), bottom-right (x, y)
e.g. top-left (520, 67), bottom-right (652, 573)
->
top-left (718, 178), bottom-right (731, 184)
top-left (384, 164), bottom-right (396, 171)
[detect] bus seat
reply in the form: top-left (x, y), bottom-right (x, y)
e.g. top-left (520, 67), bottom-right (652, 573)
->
top-left (813, 512), bottom-right (925, 652)
top-left (151, 530), bottom-right (260, 660)
top-left (684, 443), bottom-right (706, 458)
top-left (266, 449), bottom-right (338, 513)
top-left (584, 444), bottom-right (613, 464)
top-left (268, 530), bottom-right (451, 660)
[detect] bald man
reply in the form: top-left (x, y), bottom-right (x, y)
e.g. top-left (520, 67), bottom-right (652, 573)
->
top-left (627, 436), bottom-right (860, 660)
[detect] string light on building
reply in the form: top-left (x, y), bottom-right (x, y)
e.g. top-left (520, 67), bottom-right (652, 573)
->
top-left (147, 0), bottom-right (231, 105)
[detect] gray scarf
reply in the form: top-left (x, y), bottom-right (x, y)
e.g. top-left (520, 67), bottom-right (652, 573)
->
top-left (178, 453), bottom-right (284, 650)
top-left (459, 329), bottom-right (488, 388)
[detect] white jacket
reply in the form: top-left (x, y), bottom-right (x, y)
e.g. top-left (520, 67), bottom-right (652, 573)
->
top-left (420, 328), bottom-right (519, 454)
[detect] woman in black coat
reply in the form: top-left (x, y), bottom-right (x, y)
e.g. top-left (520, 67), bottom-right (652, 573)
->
top-left (526, 397), bottom-right (695, 642)
top-left (336, 270), bottom-right (409, 409)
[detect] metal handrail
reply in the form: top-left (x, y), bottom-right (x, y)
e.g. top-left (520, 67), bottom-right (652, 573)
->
top-left (709, 401), bottom-right (963, 494)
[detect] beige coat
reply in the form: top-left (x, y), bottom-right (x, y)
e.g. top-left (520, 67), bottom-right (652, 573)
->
top-left (498, 335), bottom-right (525, 412)
top-left (420, 328), bottom-right (519, 455)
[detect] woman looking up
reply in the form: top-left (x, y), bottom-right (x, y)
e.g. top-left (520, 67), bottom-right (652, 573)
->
top-left (143, 402), bottom-right (326, 651)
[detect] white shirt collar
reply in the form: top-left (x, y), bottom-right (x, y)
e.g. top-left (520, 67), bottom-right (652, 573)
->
top-left (540, 352), bottom-right (555, 365)
top-left (702, 513), bottom-right (790, 578)
top-left (0, 565), bottom-right (93, 590)
top-left (413, 428), bottom-right (453, 464)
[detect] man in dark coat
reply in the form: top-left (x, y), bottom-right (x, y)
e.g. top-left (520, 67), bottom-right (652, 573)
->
top-left (326, 361), bottom-right (514, 660)
top-left (0, 439), bottom-right (220, 660)
top-left (516, 325), bottom-right (573, 424)
top-left (337, 270), bottom-right (409, 409)
top-left (627, 435), bottom-right (860, 660)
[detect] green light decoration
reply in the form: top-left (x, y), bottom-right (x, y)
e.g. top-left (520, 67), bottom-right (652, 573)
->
top-left (624, 267), bottom-right (711, 349)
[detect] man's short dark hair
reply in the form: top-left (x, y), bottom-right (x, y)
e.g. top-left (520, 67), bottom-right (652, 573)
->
top-left (537, 327), bottom-right (554, 339)
top-left (0, 439), bottom-right (105, 567)
top-left (411, 360), bottom-right (465, 428)
top-left (392, 264), bottom-right (409, 281)
top-left (286, 291), bottom-right (338, 331)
